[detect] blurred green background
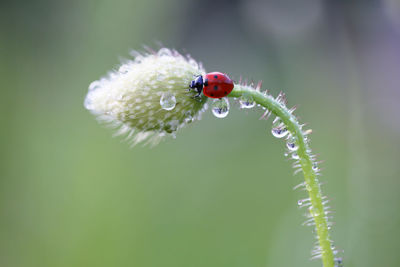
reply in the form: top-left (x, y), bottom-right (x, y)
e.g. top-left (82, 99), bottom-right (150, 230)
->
top-left (1, 0), bottom-right (400, 266)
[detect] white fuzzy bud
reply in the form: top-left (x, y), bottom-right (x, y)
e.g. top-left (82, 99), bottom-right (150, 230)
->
top-left (84, 48), bottom-right (208, 146)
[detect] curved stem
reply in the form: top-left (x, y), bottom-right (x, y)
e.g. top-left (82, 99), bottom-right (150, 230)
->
top-left (228, 85), bottom-right (335, 267)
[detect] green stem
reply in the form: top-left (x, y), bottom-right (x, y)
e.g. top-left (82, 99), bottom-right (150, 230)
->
top-left (228, 85), bottom-right (335, 267)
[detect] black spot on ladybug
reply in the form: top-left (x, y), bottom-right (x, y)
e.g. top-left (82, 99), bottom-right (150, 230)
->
top-left (214, 85), bottom-right (218, 90)
top-left (210, 93), bottom-right (214, 97)
top-left (214, 75), bottom-right (218, 79)
top-left (204, 79), bottom-right (208, 86)
top-left (224, 91), bottom-right (228, 94)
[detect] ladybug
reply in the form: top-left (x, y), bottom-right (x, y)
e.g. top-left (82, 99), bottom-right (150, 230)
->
top-left (189, 72), bottom-right (234, 99)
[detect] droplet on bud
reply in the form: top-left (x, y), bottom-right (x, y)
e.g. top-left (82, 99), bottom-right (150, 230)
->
top-left (164, 119), bottom-right (179, 133)
top-left (118, 64), bottom-right (130, 74)
top-left (84, 95), bottom-right (94, 110)
top-left (88, 81), bottom-right (101, 91)
top-left (184, 110), bottom-right (194, 123)
top-left (211, 98), bottom-right (230, 118)
top-left (157, 48), bottom-right (173, 57)
top-left (160, 92), bottom-right (176, 111)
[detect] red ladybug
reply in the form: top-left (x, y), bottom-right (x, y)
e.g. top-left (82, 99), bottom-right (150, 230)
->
top-left (189, 72), bottom-right (234, 99)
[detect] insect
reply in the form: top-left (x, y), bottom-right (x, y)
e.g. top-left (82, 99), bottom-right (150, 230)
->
top-left (189, 72), bottom-right (234, 99)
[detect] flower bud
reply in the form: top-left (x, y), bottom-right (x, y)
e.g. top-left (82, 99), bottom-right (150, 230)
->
top-left (84, 48), bottom-right (208, 145)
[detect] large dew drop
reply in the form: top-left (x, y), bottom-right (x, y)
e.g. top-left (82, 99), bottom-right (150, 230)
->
top-left (211, 98), bottom-right (230, 118)
top-left (160, 92), bottom-right (176, 111)
top-left (239, 94), bottom-right (255, 109)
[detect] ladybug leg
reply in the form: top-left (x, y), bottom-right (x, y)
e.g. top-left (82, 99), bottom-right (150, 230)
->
top-left (185, 87), bottom-right (200, 98)
top-left (189, 91), bottom-right (201, 99)
top-left (194, 86), bottom-right (203, 98)
top-left (188, 75), bottom-right (203, 98)
top-left (191, 94), bottom-right (202, 101)
top-left (188, 88), bottom-right (202, 100)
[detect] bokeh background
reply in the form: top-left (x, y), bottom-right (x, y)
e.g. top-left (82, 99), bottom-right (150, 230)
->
top-left (1, 0), bottom-right (400, 266)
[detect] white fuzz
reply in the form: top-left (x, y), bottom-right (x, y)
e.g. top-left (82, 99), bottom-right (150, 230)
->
top-left (84, 48), bottom-right (208, 146)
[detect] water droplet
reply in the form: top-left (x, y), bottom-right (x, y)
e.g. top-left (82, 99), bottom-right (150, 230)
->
top-left (271, 127), bottom-right (289, 138)
top-left (184, 111), bottom-right (194, 123)
top-left (84, 95), bottom-right (93, 110)
top-left (116, 93), bottom-right (126, 101)
top-left (334, 258), bottom-right (343, 267)
top-left (164, 119), bottom-right (179, 133)
top-left (160, 92), bottom-right (176, 111)
top-left (157, 48), bottom-right (172, 57)
top-left (211, 98), bottom-right (230, 118)
top-left (239, 94), bottom-right (255, 109)
top-left (298, 198), bottom-right (312, 208)
top-left (286, 142), bottom-right (298, 151)
top-left (119, 64), bottom-right (130, 74)
top-left (312, 163), bottom-right (319, 172)
top-left (308, 206), bottom-right (320, 217)
top-left (305, 183), bottom-right (312, 191)
top-left (286, 136), bottom-right (298, 151)
top-left (88, 81), bottom-right (101, 91)
top-left (291, 152), bottom-right (300, 160)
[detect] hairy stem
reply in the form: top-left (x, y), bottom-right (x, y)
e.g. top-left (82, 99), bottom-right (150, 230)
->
top-left (228, 85), bottom-right (335, 267)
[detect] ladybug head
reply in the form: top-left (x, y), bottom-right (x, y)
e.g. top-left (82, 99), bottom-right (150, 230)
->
top-left (189, 75), bottom-right (203, 94)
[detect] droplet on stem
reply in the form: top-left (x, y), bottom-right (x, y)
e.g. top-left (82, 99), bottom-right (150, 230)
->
top-left (239, 94), bottom-right (255, 109)
top-left (291, 152), bottom-right (300, 160)
top-left (334, 258), bottom-right (343, 267)
top-left (308, 206), bottom-right (320, 217)
top-left (312, 163), bottom-right (320, 172)
top-left (286, 135), bottom-right (299, 151)
top-left (271, 127), bottom-right (289, 138)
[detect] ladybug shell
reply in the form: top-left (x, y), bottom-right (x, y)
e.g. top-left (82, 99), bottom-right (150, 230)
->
top-left (203, 72), bottom-right (234, 99)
